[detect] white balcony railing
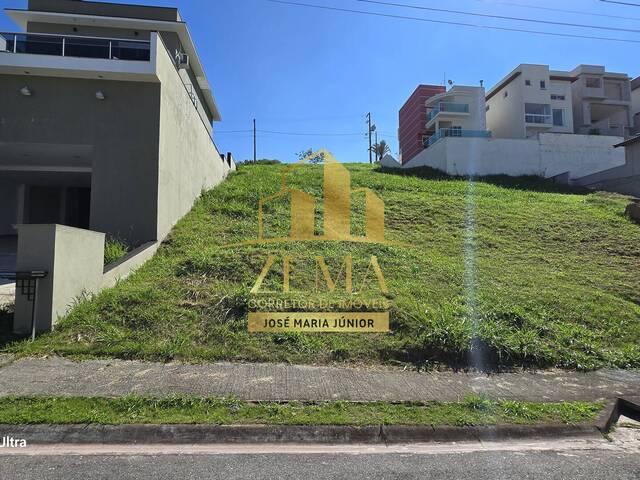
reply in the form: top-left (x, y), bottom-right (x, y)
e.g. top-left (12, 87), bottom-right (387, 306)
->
top-left (0, 32), bottom-right (151, 61)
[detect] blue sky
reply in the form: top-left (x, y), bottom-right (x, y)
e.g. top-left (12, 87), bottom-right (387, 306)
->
top-left (0, 0), bottom-right (636, 162)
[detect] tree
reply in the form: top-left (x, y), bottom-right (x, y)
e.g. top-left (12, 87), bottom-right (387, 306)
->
top-left (371, 140), bottom-right (390, 163)
top-left (296, 148), bottom-right (325, 164)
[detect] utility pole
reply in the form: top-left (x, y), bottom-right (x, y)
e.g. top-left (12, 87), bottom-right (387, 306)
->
top-left (374, 130), bottom-right (378, 163)
top-left (253, 118), bottom-right (257, 164)
top-left (366, 112), bottom-right (373, 164)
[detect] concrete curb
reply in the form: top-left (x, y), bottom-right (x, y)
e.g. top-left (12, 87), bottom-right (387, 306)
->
top-left (0, 423), bottom-right (603, 446)
top-left (0, 399), bottom-right (629, 445)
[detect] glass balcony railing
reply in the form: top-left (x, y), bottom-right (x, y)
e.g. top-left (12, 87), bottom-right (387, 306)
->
top-left (0, 32), bottom-right (151, 61)
top-left (424, 128), bottom-right (491, 147)
top-left (524, 114), bottom-right (552, 124)
top-left (427, 102), bottom-right (470, 121)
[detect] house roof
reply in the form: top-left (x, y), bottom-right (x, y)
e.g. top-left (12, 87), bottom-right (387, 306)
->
top-left (614, 135), bottom-right (640, 148)
top-left (6, 7), bottom-right (221, 121)
top-left (632, 76), bottom-right (640, 91)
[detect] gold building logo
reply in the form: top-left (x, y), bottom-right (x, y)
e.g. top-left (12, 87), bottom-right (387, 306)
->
top-left (234, 150), bottom-right (398, 333)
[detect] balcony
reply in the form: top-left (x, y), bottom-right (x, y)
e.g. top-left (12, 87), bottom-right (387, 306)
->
top-left (524, 114), bottom-right (552, 125)
top-left (427, 102), bottom-right (470, 122)
top-left (424, 128), bottom-right (491, 147)
top-left (0, 32), bottom-right (150, 61)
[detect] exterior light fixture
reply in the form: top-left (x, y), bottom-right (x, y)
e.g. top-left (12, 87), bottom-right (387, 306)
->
top-left (95, 90), bottom-right (105, 100)
top-left (20, 86), bottom-right (31, 96)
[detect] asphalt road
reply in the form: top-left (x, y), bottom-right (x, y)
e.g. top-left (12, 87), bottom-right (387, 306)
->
top-left (2, 444), bottom-right (639, 480)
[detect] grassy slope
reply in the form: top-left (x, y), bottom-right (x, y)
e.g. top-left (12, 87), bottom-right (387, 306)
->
top-left (4, 163), bottom-right (640, 369)
top-left (0, 396), bottom-right (602, 426)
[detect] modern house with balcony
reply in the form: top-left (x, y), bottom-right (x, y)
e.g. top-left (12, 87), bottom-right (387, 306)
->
top-left (0, 0), bottom-right (233, 246)
top-left (424, 85), bottom-right (489, 147)
top-left (485, 64), bottom-right (574, 139)
top-left (569, 65), bottom-right (633, 137)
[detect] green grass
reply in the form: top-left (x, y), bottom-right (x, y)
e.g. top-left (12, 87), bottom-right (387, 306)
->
top-left (104, 237), bottom-right (130, 266)
top-left (0, 396), bottom-right (603, 426)
top-left (2, 163), bottom-right (640, 369)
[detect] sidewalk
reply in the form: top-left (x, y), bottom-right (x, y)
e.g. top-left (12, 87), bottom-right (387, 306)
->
top-left (0, 357), bottom-right (637, 402)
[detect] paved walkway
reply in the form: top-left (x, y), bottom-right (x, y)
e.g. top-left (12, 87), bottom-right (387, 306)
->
top-left (0, 357), bottom-right (638, 402)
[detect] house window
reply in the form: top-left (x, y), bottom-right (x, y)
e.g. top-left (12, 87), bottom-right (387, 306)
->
top-left (450, 126), bottom-right (462, 137)
top-left (503, 90), bottom-right (508, 98)
top-left (525, 103), bottom-right (551, 124)
top-left (552, 109), bottom-right (564, 126)
top-left (586, 77), bottom-right (601, 88)
top-left (551, 94), bottom-right (565, 100)
top-left (525, 79), bottom-right (531, 86)
top-left (485, 104), bottom-right (490, 112)
top-left (540, 80), bottom-right (546, 90)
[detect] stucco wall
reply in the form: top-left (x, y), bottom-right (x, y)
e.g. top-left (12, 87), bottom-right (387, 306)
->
top-left (13, 224), bottom-right (104, 334)
top-left (486, 75), bottom-right (525, 139)
top-left (154, 35), bottom-right (230, 241)
top-left (403, 133), bottom-right (625, 179)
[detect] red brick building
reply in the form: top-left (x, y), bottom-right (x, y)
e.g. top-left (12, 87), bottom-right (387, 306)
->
top-left (399, 85), bottom-right (445, 164)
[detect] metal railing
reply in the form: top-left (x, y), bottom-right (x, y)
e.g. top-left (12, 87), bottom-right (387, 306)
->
top-left (525, 113), bottom-right (552, 124)
top-left (428, 102), bottom-right (470, 121)
top-left (425, 128), bottom-right (491, 147)
top-left (0, 32), bottom-right (150, 61)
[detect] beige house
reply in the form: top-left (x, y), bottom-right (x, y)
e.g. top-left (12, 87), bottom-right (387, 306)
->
top-left (0, 0), bottom-right (233, 246)
top-left (486, 64), bottom-right (632, 140)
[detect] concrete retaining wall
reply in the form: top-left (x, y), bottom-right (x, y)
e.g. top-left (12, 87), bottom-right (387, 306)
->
top-left (13, 224), bottom-right (104, 334)
top-left (403, 133), bottom-right (625, 180)
top-left (155, 36), bottom-right (232, 241)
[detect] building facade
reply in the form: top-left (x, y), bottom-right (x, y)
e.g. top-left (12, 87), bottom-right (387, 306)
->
top-left (485, 64), bottom-right (574, 139)
top-left (569, 65), bottom-right (632, 137)
top-left (485, 64), bottom-right (632, 140)
top-left (0, 0), bottom-right (232, 246)
top-left (424, 85), bottom-right (489, 147)
top-left (632, 76), bottom-right (640, 134)
top-left (398, 84), bottom-right (445, 164)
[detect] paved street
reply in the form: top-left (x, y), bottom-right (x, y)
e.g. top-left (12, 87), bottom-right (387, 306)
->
top-left (0, 356), bottom-right (638, 402)
top-left (1, 426), bottom-right (639, 480)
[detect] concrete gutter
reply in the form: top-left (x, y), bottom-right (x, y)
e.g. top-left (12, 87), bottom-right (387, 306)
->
top-left (0, 399), bottom-right (634, 446)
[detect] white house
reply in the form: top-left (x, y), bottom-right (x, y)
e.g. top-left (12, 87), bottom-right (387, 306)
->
top-left (423, 85), bottom-right (489, 146)
top-left (485, 64), bottom-right (574, 139)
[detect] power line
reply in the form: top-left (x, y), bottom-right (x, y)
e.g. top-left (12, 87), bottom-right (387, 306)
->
top-left (267, 0), bottom-right (640, 44)
top-left (474, 0), bottom-right (640, 21)
top-left (356, 0), bottom-right (640, 34)
top-left (258, 129), bottom-right (365, 136)
top-left (217, 129), bottom-right (366, 136)
top-left (600, 0), bottom-right (640, 6)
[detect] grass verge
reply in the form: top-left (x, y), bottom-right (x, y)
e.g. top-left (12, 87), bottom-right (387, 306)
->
top-left (0, 395), bottom-right (603, 426)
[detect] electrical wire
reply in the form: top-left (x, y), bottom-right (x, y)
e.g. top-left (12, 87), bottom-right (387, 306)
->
top-left (473, 0), bottom-right (640, 21)
top-left (600, 0), bottom-right (640, 6)
top-left (267, 0), bottom-right (640, 44)
top-left (356, 0), bottom-right (640, 33)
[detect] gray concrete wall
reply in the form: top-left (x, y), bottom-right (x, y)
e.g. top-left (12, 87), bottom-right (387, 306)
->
top-left (154, 35), bottom-right (230, 241)
top-left (0, 182), bottom-right (18, 236)
top-left (13, 224), bottom-right (104, 334)
top-left (0, 74), bottom-right (162, 245)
